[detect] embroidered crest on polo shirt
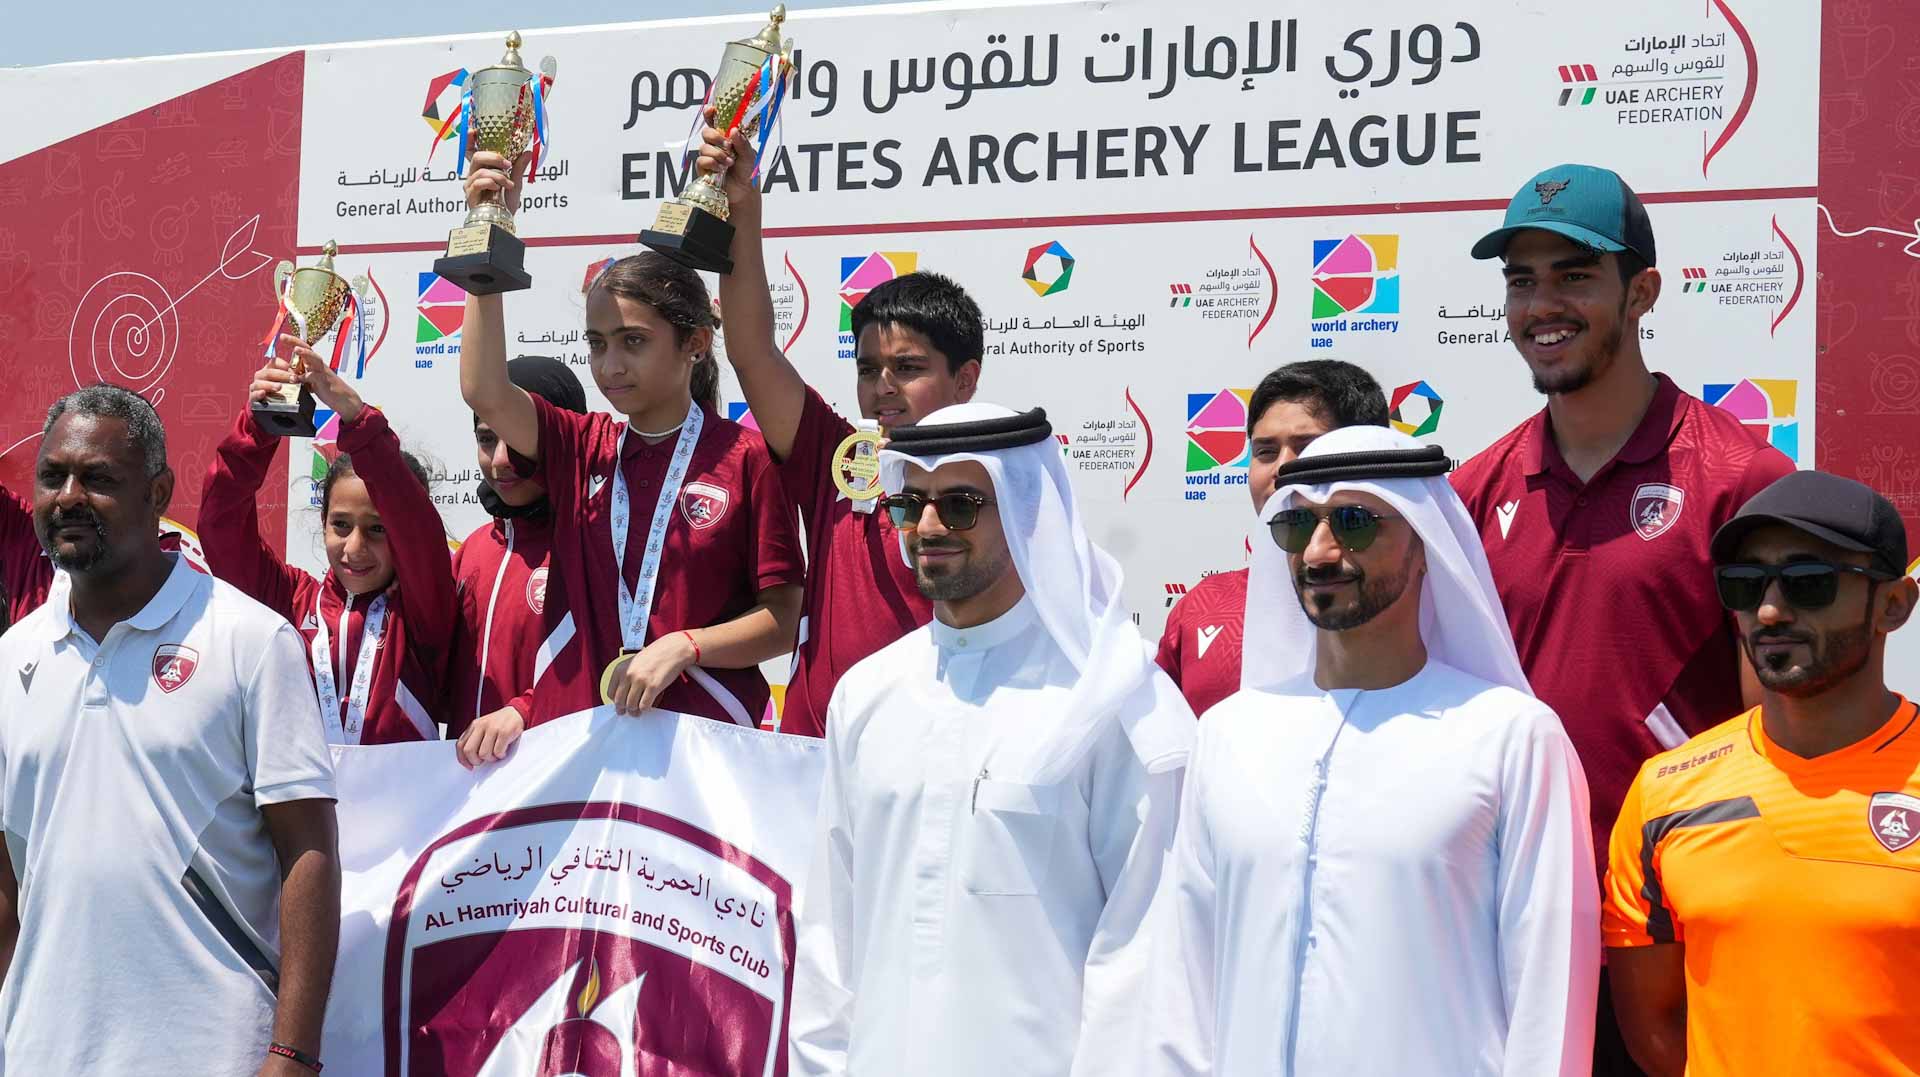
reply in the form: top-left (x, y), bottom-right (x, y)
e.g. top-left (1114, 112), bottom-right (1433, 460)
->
top-left (1631, 483), bottom-right (1686, 541)
top-left (680, 481), bottom-right (731, 531)
top-left (1870, 792), bottom-right (1920, 853)
top-left (152, 645), bottom-right (200, 693)
top-left (526, 566), bottom-right (549, 615)
top-left (1535, 179), bottom-right (1570, 204)
top-left (1497, 500), bottom-right (1520, 539)
top-left (1197, 624), bottom-right (1223, 658)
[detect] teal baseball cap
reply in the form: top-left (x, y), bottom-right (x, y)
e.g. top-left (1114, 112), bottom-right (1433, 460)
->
top-left (1470, 164), bottom-right (1657, 265)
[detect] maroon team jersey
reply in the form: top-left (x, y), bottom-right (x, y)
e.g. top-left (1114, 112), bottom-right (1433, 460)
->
top-left (447, 512), bottom-right (565, 737)
top-left (1155, 568), bottom-right (1248, 717)
top-left (1450, 372), bottom-right (1794, 868)
top-left (773, 387), bottom-right (933, 738)
top-left (522, 395), bottom-right (804, 728)
top-left (0, 484), bottom-right (52, 632)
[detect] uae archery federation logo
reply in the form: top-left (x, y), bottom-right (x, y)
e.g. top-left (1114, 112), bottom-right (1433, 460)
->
top-left (1870, 792), bottom-right (1920, 853)
top-left (1021, 240), bottom-right (1074, 297)
top-left (1631, 483), bottom-right (1686, 541)
top-left (153, 644), bottom-right (200, 693)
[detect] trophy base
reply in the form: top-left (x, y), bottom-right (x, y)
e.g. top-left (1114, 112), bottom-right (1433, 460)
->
top-left (640, 202), bottom-right (735, 275)
top-left (434, 223), bottom-right (532, 296)
top-left (250, 386), bottom-right (318, 439)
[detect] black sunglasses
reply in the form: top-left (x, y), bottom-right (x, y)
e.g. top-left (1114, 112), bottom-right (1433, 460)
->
top-left (884, 491), bottom-right (996, 532)
top-left (1269, 505), bottom-right (1399, 553)
top-left (1714, 561), bottom-right (1898, 612)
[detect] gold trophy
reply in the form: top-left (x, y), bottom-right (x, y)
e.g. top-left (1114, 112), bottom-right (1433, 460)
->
top-left (640, 6), bottom-right (794, 275)
top-left (254, 241), bottom-right (368, 438)
top-left (433, 32), bottom-right (556, 295)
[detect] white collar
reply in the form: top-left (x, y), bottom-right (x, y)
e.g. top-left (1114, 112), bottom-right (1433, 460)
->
top-left (929, 595), bottom-right (1037, 654)
top-left (44, 553), bottom-right (196, 642)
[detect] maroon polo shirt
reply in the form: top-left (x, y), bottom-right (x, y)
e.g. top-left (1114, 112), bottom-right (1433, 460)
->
top-left (523, 395), bottom-right (804, 727)
top-left (1450, 372), bottom-right (1794, 868)
top-left (773, 386), bottom-right (932, 738)
top-left (0, 483), bottom-right (52, 633)
top-left (1155, 568), bottom-right (1248, 718)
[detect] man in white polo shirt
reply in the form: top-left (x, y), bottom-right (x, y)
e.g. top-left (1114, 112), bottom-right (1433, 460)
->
top-left (0, 385), bottom-right (340, 1076)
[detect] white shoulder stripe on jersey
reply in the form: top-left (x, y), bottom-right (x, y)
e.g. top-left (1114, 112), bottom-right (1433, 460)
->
top-left (685, 665), bottom-right (756, 727)
top-left (395, 678), bottom-right (439, 742)
top-left (533, 611), bottom-right (576, 687)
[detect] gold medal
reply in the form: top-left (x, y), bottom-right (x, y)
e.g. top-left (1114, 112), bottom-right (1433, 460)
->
top-left (599, 651), bottom-right (635, 706)
top-left (831, 428), bottom-right (885, 501)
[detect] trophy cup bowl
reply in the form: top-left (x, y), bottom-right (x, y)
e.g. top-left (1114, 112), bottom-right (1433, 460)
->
top-left (252, 241), bottom-right (356, 439)
top-left (639, 5), bottom-right (793, 275)
top-left (434, 31), bottom-right (553, 295)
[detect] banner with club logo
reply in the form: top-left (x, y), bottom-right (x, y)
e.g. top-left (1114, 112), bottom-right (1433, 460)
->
top-left (321, 710), bottom-right (824, 1076)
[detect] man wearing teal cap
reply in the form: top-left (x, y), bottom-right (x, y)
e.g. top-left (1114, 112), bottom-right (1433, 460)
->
top-left (1451, 164), bottom-right (1794, 1076)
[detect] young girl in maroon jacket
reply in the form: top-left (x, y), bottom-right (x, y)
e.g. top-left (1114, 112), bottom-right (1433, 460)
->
top-left (200, 335), bottom-right (457, 743)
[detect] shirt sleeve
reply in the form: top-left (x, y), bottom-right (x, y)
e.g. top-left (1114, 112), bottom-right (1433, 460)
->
top-left (1154, 595), bottom-right (1187, 689)
top-left (1602, 766), bottom-right (1663, 948)
top-left (1494, 701), bottom-right (1600, 1077)
top-left (336, 406), bottom-right (459, 662)
top-left (1137, 719), bottom-right (1218, 1077)
top-left (776, 385), bottom-right (855, 532)
top-left (244, 620), bottom-right (336, 805)
top-left (788, 684), bottom-right (857, 1077)
top-left (744, 441), bottom-right (806, 593)
top-left (514, 392), bottom-right (600, 524)
top-left (199, 409), bottom-right (314, 623)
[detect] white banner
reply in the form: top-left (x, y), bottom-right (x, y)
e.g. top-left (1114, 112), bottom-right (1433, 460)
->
top-left (322, 710), bottom-right (824, 1076)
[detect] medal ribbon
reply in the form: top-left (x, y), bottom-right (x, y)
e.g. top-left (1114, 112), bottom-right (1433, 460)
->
top-left (311, 591), bottom-right (388, 745)
top-left (610, 402), bottom-right (704, 651)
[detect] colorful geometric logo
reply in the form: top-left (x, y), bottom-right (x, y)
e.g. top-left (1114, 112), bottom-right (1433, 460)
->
top-left (420, 69), bottom-right (466, 141)
top-left (1021, 240), bottom-right (1074, 297)
top-left (726, 401), bottom-right (761, 433)
top-left (1311, 234), bottom-right (1400, 318)
top-left (838, 252), bottom-right (917, 332)
top-left (1704, 378), bottom-right (1799, 461)
top-left (1185, 389), bottom-right (1253, 472)
top-left (417, 272), bottom-right (466, 343)
top-left (1389, 380), bottom-right (1444, 437)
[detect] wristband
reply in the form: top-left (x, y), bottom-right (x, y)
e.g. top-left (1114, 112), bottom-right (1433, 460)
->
top-left (680, 630), bottom-right (702, 665)
top-left (268, 1043), bottom-right (323, 1072)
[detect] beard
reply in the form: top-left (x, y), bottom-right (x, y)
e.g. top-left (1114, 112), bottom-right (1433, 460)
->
top-left (1743, 619), bottom-right (1874, 698)
top-left (38, 510), bottom-right (111, 572)
top-left (910, 538), bottom-right (1014, 604)
top-left (1293, 548), bottom-right (1416, 632)
top-left (1529, 317), bottom-right (1625, 396)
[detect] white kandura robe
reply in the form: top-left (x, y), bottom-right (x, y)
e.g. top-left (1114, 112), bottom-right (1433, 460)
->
top-left (790, 597), bottom-right (1185, 1077)
top-left (1147, 659), bottom-right (1599, 1077)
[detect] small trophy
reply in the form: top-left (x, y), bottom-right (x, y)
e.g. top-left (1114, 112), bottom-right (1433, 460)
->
top-left (640, 6), bottom-right (795, 275)
top-left (254, 241), bottom-right (368, 439)
top-left (432, 32), bottom-right (556, 295)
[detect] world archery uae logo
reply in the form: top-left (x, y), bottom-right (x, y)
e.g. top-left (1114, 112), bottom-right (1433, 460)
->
top-left (1184, 388), bottom-right (1252, 502)
top-left (1309, 235), bottom-right (1401, 342)
top-left (1021, 240), bottom-right (1074, 297)
top-left (1704, 378), bottom-right (1799, 461)
top-left (837, 252), bottom-right (917, 356)
top-left (1389, 380), bottom-right (1444, 437)
top-left (418, 272), bottom-right (466, 350)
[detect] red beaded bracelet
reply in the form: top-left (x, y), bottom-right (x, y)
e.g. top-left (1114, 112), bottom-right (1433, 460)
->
top-left (268, 1042), bottom-right (323, 1072)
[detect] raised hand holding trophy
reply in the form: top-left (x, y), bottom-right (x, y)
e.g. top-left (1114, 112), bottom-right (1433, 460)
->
top-left (430, 32), bottom-right (556, 295)
top-left (253, 240), bottom-right (369, 438)
top-left (640, 5), bottom-right (795, 275)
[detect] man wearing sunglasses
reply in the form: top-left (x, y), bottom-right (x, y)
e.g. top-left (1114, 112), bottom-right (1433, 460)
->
top-left (1145, 425), bottom-right (1596, 1076)
top-left (790, 404), bottom-right (1194, 1077)
top-left (1156, 360), bottom-right (1388, 717)
top-left (1603, 471), bottom-right (1918, 1077)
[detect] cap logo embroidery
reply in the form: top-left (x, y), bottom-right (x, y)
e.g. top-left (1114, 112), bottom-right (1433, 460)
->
top-left (153, 644), bottom-right (200, 693)
top-left (1631, 483), bottom-right (1686, 541)
top-left (1535, 179), bottom-right (1571, 205)
top-left (1870, 792), bottom-right (1920, 853)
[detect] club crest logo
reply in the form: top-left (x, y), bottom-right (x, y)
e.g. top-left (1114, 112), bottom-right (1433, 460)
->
top-left (526, 567), bottom-right (549, 616)
top-left (153, 644), bottom-right (200, 693)
top-left (1535, 179), bottom-right (1570, 204)
top-left (680, 482), bottom-right (730, 531)
top-left (1631, 483), bottom-right (1686, 541)
top-left (1870, 792), bottom-right (1920, 853)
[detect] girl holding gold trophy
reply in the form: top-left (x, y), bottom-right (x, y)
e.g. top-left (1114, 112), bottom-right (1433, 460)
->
top-left (199, 334), bottom-right (459, 745)
top-left (457, 146), bottom-right (804, 733)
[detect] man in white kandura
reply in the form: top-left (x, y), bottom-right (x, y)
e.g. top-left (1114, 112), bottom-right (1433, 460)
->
top-left (790, 403), bottom-right (1195, 1077)
top-left (1146, 425), bottom-right (1599, 1076)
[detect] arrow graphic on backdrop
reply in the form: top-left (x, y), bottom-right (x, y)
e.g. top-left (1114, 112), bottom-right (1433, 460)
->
top-left (1817, 203), bottom-right (1920, 259)
top-left (67, 213), bottom-right (276, 408)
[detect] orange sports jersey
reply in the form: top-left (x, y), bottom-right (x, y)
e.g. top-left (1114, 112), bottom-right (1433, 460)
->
top-left (1603, 697), bottom-right (1920, 1076)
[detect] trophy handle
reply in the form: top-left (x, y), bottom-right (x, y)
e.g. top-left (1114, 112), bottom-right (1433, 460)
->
top-left (351, 274), bottom-right (371, 300)
top-left (539, 55), bottom-right (557, 84)
top-left (273, 260), bottom-right (295, 296)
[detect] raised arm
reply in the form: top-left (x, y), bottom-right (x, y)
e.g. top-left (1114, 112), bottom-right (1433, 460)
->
top-left (457, 151), bottom-right (540, 459)
top-left (698, 111), bottom-right (809, 461)
top-left (199, 358), bottom-right (317, 621)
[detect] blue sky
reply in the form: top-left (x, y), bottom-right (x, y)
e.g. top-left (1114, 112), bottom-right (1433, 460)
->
top-left (4, 0), bottom-right (886, 67)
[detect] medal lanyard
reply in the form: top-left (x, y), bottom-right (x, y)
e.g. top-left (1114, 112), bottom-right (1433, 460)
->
top-left (611, 401), bottom-right (703, 651)
top-left (311, 590), bottom-right (388, 745)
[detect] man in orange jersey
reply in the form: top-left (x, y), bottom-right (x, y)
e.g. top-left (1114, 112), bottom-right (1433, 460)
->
top-left (1604, 470), bottom-right (1919, 1076)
